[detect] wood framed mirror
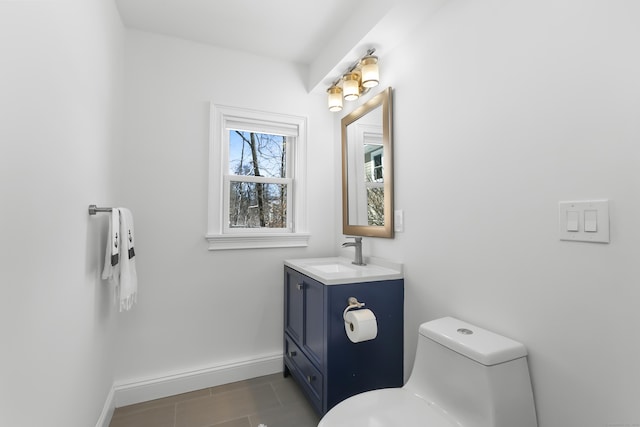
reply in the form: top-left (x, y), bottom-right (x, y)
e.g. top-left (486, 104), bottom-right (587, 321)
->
top-left (341, 87), bottom-right (393, 238)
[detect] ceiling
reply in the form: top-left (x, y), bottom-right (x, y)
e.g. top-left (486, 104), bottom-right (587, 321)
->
top-left (114, 0), bottom-right (369, 65)
top-left (114, 0), bottom-right (449, 92)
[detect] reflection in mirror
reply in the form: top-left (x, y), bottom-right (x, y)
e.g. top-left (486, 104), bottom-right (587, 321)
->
top-left (342, 87), bottom-right (393, 238)
top-left (345, 106), bottom-right (383, 225)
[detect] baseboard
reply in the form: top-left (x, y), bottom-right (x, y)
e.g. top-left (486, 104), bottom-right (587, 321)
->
top-left (96, 385), bottom-right (115, 427)
top-left (113, 352), bottom-right (283, 407)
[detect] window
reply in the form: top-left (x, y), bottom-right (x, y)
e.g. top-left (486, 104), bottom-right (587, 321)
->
top-left (206, 104), bottom-right (309, 250)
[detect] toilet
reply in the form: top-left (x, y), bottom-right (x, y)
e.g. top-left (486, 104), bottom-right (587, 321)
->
top-left (318, 317), bottom-right (537, 427)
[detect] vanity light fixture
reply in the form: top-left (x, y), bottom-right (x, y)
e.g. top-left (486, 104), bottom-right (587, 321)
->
top-left (342, 73), bottom-right (361, 101)
top-left (327, 86), bottom-right (343, 112)
top-left (360, 56), bottom-right (379, 88)
top-left (326, 48), bottom-right (380, 112)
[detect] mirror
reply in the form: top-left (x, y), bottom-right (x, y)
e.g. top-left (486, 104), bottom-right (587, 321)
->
top-left (341, 87), bottom-right (393, 238)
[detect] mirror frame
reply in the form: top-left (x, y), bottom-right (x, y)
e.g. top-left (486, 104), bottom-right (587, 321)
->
top-left (341, 86), bottom-right (394, 238)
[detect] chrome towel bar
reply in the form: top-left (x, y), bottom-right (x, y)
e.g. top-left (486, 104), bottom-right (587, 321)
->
top-left (88, 204), bottom-right (113, 215)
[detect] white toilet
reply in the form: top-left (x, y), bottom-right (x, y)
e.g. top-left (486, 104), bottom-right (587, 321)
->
top-left (318, 317), bottom-right (537, 427)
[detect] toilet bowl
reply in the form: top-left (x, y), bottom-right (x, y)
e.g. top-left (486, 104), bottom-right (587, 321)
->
top-left (318, 317), bottom-right (537, 427)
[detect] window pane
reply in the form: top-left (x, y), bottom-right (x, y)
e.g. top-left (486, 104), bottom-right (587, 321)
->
top-left (229, 181), bottom-right (288, 229)
top-left (229, 131), bottom-right (287, 178)
top-left (364, 145), bottom-right (384, 183)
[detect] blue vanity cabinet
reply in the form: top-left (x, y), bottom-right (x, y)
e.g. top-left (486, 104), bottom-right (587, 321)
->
top-left (283, 266), bottom-right (404, 416)
top-left (284, 267), bottom-right (324, 365)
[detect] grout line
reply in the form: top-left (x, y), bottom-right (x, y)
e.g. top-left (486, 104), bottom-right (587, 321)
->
top-left (269, 381), bottom-right (284, 407)
top-left (173, 402), bottom-right (177, 427)
top-left (199, 416), bottom-right (252, 427)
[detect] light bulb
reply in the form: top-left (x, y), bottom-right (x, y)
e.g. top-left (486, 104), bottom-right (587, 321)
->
top-left (343, 73), bottom-right (360, 101)
top-left (327, 87), bottom-right (343, 112)
top-left (360, 56), bottom-right (379, 88)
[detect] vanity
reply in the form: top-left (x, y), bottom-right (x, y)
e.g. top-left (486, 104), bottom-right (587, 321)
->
top-left (283, 257), bottom-right (404, 415)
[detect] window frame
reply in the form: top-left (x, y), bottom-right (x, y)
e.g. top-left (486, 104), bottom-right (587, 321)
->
top-left (222, 174), bottom-right (292, 234)
top-left (206, 104), bottom-right (309, 250)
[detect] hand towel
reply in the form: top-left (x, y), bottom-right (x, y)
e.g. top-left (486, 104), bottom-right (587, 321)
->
top-left (101, 208), bottom-right (120, 283)
top-left (118, 208), bottom-right (138, 311)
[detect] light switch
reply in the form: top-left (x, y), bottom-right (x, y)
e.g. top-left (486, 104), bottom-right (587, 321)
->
top-left (394, 210), bottom-right (404, 232)
top-left (558, 199), bottom-right (609, 243)
top-left (566, 211), bottom-right (579, 232)
top-left (584, 210), bottom-right (597, 232)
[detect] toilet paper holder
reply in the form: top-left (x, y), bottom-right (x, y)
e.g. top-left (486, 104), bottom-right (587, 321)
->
top-left (343, 296), bottom-right (365, 321)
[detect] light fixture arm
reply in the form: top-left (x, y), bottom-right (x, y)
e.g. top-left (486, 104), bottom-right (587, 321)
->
top-left (329, 48), bottom-right (376, 88)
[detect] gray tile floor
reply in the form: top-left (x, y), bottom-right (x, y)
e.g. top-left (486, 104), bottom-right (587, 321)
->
top-left (109, 373), bottom-right (321, 427)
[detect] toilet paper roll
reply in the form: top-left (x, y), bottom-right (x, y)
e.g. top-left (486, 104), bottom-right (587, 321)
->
top-left (344, 309), bottom-right (378, 343)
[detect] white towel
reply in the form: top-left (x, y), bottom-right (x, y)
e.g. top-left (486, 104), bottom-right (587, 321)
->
top-left (118, 208), bottom-right (138, 311)
top-left (101, 207), bottom-right (138, 311)
top-left (101, 208), bottom-right (120, 282)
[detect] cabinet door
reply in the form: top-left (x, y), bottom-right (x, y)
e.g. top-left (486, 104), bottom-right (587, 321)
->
top-left (303, 276), bottom-right (324, 365)
top-left (284, 269), bottom-right (304, 343)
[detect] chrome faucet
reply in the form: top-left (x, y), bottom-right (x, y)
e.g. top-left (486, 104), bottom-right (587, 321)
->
top-left (342, 236), bottom-right (365, 266)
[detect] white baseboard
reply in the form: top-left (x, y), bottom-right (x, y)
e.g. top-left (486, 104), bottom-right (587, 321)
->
top-left (113, 352), bottom-right (283, 408)
top-left (96, 385), bottom-right (115, 427)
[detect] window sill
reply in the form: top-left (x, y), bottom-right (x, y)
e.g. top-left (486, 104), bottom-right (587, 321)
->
top-left (205, 233), bottom-right (310, 250)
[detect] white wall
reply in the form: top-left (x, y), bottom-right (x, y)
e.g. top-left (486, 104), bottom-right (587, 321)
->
top-left (3, 1), bottom-right (637, 425)
top-left (114, 30), bottom-right (336, 386)
top-left (340, 0), bottom-right (640, 426)
top-left (0, 1), bottom-right (124, 426)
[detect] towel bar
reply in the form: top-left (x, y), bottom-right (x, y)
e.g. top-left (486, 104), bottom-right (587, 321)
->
top-left (88, 204), bottom-right (113, 215)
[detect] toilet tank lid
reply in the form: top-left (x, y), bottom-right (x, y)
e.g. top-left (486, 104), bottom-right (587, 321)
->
top-left (419, 317), bottom-right (528, 366)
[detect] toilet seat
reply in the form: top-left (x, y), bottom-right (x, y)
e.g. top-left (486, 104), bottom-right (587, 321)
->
top-left (318, 388), bottom-right (459, 427)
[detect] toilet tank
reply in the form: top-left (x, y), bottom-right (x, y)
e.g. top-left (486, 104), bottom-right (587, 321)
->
top-left (404, 317), bottom-right (537, 427)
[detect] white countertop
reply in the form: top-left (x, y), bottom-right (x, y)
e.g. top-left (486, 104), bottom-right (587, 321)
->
top-left (284, 256), bottom-right (403, 285)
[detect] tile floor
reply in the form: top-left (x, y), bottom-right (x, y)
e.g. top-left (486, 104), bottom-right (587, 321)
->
top-left (109, 373), bottom-right (321, 427)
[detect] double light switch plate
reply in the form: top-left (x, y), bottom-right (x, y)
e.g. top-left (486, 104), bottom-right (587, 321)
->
top-left (558, 199), bottom-right (609, 243)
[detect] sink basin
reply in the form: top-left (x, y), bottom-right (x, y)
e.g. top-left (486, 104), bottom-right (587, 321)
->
top-left (311, 263), bottom-right (358, 274)
top-left (284, 257), bottom-right (403, 285)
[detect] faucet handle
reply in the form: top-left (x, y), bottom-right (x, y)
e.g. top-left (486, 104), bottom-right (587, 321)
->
top-left (341, 236), bottom-right (362, 247)
top-left (342, 236), bottom-right (366, 266)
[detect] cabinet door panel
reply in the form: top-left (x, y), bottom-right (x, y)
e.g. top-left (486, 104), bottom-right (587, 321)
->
top-left (285, 269), bottom-right (304, 342)
top-left (303, 277), bottom-right (324, 364)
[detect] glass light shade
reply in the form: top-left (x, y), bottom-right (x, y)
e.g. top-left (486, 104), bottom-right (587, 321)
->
top-left (327, 87), bottom-right (343, 112)
top-left (343, 73), bottom-right (360, 101)
top-left (360, 56), bottom-right (379, 88)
